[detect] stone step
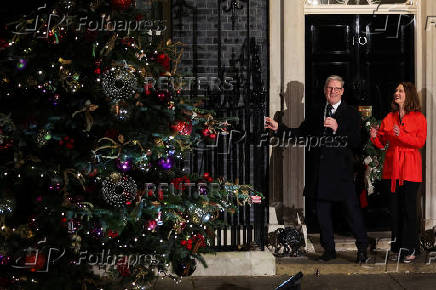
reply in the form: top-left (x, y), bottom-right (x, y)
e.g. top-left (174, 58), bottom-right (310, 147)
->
top-left (307, 231), bottom-right (392, 252)
top-left (277, 251), bottom-right (436, 275)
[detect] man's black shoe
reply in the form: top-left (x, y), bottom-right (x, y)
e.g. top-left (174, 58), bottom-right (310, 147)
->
top-left (356, 250), bottom-right (368, 264)
top-left (318, 251), bottom-right (336, 261)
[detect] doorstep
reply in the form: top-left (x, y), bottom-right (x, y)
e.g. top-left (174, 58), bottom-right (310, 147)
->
top-left (276, 231), bottom-right (436, 275)
top-left (277, 251), bottom-right (436, 275)
top-left (307, 231), bottom-right (392, 252)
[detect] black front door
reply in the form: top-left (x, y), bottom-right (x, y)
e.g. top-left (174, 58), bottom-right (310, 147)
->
top-left (305, 14), bottom-right (415, 232)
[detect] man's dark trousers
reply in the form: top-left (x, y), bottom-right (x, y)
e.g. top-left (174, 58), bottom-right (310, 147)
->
top-left (317, 194), bottom-right (368, 252)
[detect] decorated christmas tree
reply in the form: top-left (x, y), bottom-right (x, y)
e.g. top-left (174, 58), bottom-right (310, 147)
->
top-left (0, 1), bottom-right (263, 289)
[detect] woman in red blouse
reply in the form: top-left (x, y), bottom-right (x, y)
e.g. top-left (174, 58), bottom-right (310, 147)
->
top-left (370, 82), bottom-right (427, 263)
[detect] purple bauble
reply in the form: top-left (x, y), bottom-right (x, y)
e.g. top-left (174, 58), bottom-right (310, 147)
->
top-left (158, 157), bottom-right (174, 170)
top-left (199, 185), bottom-right (208, 195)
top-left (116, 156), bottom-right (132, 172)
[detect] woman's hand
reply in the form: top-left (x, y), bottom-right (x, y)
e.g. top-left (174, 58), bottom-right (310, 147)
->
top-left (393, 124), bottom-right (400, 136)
top-left (264, 117), bottom-right (278, 131)
top-left (370, 125), bottom-right (379, 138)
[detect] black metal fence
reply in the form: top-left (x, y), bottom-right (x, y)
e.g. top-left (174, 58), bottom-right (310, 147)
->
top-left (172, 0), bottom-right (269, 250)
top-left (190, 38), bottom-right (269, 250)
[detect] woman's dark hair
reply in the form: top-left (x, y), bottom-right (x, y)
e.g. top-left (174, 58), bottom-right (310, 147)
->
top-left (391, 82), bottom-right (421, 113)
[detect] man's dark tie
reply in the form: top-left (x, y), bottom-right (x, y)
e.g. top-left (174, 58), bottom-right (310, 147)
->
top-left (324, 104), bottom-right (334, 135)
top-left (326, 104), bottom-right (333, 118)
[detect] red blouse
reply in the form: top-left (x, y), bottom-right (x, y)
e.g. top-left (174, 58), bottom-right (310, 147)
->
top-left (370, 111), bottom-right (427, 192)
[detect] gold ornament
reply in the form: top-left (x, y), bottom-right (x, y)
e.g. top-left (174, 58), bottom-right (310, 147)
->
top-left (71, 234), bottom-right (82, 253)
top-left (92, 136), bottom-right (145, 160)
top-left (109, 172), bottom-right (122, 182)
top-left (72, 100), bottom-right (99, 132)
top-left (191, 214), bottom-right (200, 224)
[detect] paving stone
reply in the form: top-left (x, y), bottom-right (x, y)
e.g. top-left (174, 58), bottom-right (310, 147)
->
top-left (153, 274), bottom-right (436, 290)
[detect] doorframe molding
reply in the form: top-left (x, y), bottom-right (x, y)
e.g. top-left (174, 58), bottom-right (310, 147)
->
top-left (304, 3), bottom-right (418, 15)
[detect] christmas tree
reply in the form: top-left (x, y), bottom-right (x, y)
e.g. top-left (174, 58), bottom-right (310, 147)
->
top-left (0, 1), bottom-right (263, 289)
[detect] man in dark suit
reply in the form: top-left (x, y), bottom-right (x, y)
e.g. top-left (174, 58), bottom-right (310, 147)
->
top-left (265, 75), bottom-right (368, 263)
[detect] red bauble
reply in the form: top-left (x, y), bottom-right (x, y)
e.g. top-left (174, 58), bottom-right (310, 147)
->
top-left (144, 82), bottom-right (154, 96)
top-left (158, 189), bottom-right (164, 201)
top-left (203, 173), bottom-right (213, 183)
top-left (202, 128), bottom-right (210, 136)
top-left (172, 176), bottom-right (191, 191)
top-left (172, 121), bottom-right (192, 136)
top-left (209, 133), bottom-right (216, 139)
top-left (193, 234), bottom-right (206, 247)
top-left (94, 60), bottom-right (101, 75)
top-left (147, 220), bottom-right (157, 231)
top-left (157, 53), bottom-right (170, 71)
top-left (25, 253), bottom-right (46, 272)
top-left (59, 136), bottom-right (75, 149)
top-left (112, 0), bottom-right (133, 10)
top-left (107, 229), bottom-right (119, 238)
top-left (181, 239), bottom-right (193, 250)
top-left (88, 168), bottom-right (98, 177)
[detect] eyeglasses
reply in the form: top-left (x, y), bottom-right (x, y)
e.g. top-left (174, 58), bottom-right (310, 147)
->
top-left (326, 87), bottom-right (342, 92)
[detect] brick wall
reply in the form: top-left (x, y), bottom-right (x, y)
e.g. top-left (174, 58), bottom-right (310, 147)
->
top-left (171, 0), bottom-right (268, 91)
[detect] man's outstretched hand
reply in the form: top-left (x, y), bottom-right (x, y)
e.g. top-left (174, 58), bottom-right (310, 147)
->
top-left (264, 117), bottom-right (278, 131)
